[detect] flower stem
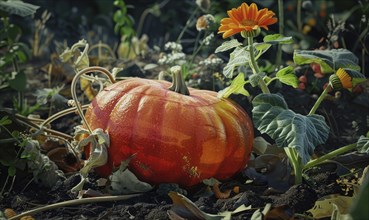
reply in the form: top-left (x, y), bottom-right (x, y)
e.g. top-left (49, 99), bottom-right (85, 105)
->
top-left (303, 143), bottom-right (357, 171)
top-left (189, 31), bottom-right (205, 66)
top-left (285, 147), bottom-right (303, 184)
top-left (176, 7), bottom-right (199, 43)
top-left (297, 0), bottom-right (302, 32)
top-left (276, 0), bottom-right (284, 66)
top-left (247, 37), bottom-right (270, 94)
top-left (308, 84), bottom-right (331, 115)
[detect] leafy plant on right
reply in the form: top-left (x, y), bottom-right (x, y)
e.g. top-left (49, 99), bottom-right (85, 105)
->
top-left (215, 2), bottom-right (368, 185)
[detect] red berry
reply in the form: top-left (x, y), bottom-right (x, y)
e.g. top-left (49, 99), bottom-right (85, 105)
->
top-left (310, 63), bottom-right (322, 73)
top-left (352, 85), bottom-right (364, 94)
top-left (298, 82), bottom-right (306, 90)
top-left (299, 75), bottom-right (308, 84)
top-left (314, 72), bottom-right (325, 79)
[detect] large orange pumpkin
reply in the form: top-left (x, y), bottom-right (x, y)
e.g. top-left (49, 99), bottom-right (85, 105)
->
top-left (84, 68), bottom-right (254, 187)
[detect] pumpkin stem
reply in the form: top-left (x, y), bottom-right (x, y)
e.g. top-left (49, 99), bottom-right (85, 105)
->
top-left (169, 66), bottom-right (190, 95)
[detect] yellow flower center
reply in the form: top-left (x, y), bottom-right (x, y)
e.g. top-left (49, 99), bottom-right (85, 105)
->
top-left (241, 19), bottom-right (256, 26)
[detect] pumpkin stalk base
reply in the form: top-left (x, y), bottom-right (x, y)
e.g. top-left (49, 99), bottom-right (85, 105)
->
top-left (169, 66), bottom-right (190, 96)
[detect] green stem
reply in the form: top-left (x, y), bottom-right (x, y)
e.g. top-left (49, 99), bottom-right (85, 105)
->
top-left (136, 8), bottom-right (151, 38)
top-left (303, 143), bottom-right (357, 171)
top-left (11, 58), bottom-right (24, 113)
top-left (308, 84), bottom-right (331, 115)
top-left (285, 147), bottom-right (303, 184)
top-left (176, 7), bottom-right (199, 43)
top-left (189, 31), bottom-right (205, 66)
top-left (297, 0), bottom-right (302, 32)
top-left (266, 77), bottom-right (279, 86)
top-left (276, 0), bottom-right (284, 66)
top-left (247, 37), bottom-right (270, 94)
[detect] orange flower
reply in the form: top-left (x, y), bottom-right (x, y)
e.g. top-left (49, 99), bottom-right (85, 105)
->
top-left (218, 3), bottom-right (278, 38)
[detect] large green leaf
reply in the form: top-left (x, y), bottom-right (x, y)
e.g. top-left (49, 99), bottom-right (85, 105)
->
top-left (215, 39), bottom-right (242, 53)
top-left (217, 72), bottom-right (249, 98)
top-left (252, 94), bottom-right (330, 164)
top-left (293, 49), bottom-right (360, 74)
top-left (263, 34), bottom-right (294, 44)
top-left (254, 43), bottom-right (272, 60)
top-left (357, 136), bottom-right (369, 154)
top-left (223, 46), bottom-right (250, 78)
top-left (344, 68), bottom-right (367, 88)
top-left (350, 174), bottom-right (369, 220)
top-left (0, 0), bottom-right (39, 17)
top-left (276, 66), bottom-right (298, 88)
top-left (249, 72), bottom-right (265, 87)
top-left (9, 71), bottom-right (26, 92)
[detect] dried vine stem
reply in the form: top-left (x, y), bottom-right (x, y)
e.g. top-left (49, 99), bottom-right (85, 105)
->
top-left (71, 66), bottom-right (116, 134)
top-left (16, 105), bottom-right (89, 141)
top-left (8, 194), bottom-right (141, 220)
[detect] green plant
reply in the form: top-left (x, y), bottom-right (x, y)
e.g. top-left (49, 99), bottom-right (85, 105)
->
top-left (0, 0), bottom-right (39, 114)
top-left (113, 0), bottom-right (136, 57)
top-left (216, 2), bottom-right (368, 185)
top-left (30, 10), bottom-right (53, 58)
top-left (0, 113), bottom-right (65, 198)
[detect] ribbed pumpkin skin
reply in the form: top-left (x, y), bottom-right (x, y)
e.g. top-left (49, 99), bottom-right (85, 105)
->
top-left (84, 78), bottom-right (254, 186)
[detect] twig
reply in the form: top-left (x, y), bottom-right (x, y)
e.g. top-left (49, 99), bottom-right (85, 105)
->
top-left (8, 194), bottom-right (142, 220)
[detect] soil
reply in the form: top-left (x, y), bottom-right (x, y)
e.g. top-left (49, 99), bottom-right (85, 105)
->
top-left (1, 159), bottom-right (367, 220)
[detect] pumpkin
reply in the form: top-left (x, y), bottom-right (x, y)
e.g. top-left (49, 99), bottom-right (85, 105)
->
top-left (84, 67), bottom-right (254, 187)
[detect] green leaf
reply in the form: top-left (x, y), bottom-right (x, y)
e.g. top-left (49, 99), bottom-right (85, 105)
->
top-left (344, 68), bottom-right (367, 88)
top-left (350, 174), bottom-right (369, 219)
top-left (215, 39), bottom-right (242, 53)
top-left (0, 116), bottom-right (12, 126)
top-left (217, 72), bottom-right (249, 98)
top-left (254, 43), bottom-right (272, 59)
top-left (14, 42), bottom-right (31, 62)
top-left (254, 43), bottom-right (271, 51)
top-left (113, 10), bottom-right (123, 23)
top-left (7, 24), bottom-right (22, 40)
top-left (223, 47), bottom-right (250, 78)
top-left (9, 71), bottom-right (26, 92)
top-left (276, 66), bottom-right (299, 88)
top-left (11, 130), bottom-right (20, 139)
top-left (0, 0), bottom-right (39, 17)
top-left (357, 136), bottom-right (369, 154)
top-left (293, 49), bottom-right (360, 74)
top-left (249, 72), bottom-right (265, 87)
top-left (263, 34), bottom-right (294, 44)
top-left (252, 94), bottom-right (330, 164)
top-left (8, 166), bottom-right (16, 176)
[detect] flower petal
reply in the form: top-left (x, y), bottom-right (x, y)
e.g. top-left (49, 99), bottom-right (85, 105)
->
top-left (336, 68), bottom-right (352, 89)
top-left (218, 3), bottom-right (277, 38)
top-left (248, 3), bottom-right (258, 20)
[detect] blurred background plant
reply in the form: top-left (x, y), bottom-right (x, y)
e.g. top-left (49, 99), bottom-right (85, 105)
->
top-left (0, 0), bottom-right (40, 115)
